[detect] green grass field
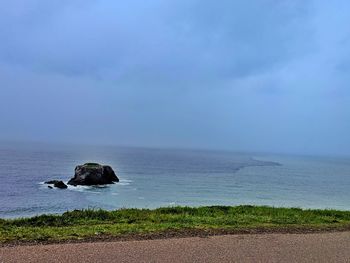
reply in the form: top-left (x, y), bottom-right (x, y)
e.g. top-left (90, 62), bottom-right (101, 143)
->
top-left (1, 205), bottom-right (350, 244)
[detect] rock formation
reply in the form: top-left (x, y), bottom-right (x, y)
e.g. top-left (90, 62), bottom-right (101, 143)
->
top-left (45, 180), bottom-right (68, 189)
top-left (67, 163), bottom-right (119, 186)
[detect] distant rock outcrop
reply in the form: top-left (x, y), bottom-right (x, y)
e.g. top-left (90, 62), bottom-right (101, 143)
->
top-left (45, 180), bottom-right (68, 189)
top-left (67, 163), bottom-right (119, 186)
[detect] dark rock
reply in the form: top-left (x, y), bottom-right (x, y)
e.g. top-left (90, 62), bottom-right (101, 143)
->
top-left (45, 180), bottom-right (60, 184)
top-left (45, 180), bottom-right (68, 189)
top-left (67, 163), bottom-right (119, 186)
top-left (48, 185), bottom-right (53, 189)
top-left (54, 181), bottom-right (68, 189)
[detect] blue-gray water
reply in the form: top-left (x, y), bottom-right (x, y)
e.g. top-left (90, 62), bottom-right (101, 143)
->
top-left (0, 143), bottom-right (350, 218)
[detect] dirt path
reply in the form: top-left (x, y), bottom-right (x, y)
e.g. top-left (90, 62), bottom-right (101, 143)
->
top-left (1, 232), bottom-right (350, 263)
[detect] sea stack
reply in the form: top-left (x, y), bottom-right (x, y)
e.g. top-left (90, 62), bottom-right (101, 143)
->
top-left (67, 163), bottom-right (119, 186)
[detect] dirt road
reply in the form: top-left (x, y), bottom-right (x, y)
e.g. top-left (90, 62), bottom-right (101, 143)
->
top-left (1, 232), bottom-right (350, 262)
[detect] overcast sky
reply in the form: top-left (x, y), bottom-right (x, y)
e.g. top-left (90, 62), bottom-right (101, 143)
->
top-left (1, 0), bottom-right (350, 156)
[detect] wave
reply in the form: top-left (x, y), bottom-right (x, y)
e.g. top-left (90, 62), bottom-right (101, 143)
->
top-left (250, 157), bottom-right (281, 167)
top-left (39, 178), bottom-right (133, 189)
top-left (116, 179), bottom-right (133, 186)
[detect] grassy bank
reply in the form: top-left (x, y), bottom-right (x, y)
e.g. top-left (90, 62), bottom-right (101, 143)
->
top-left (1, 205), bottom-right (350, 244)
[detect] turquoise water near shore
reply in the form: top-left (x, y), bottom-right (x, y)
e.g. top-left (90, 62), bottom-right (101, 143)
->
top-left (0, 143), bottom-right (349, 218)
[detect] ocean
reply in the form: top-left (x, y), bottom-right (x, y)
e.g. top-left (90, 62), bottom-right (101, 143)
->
top-left (0, 143), bottom-right (349, 218)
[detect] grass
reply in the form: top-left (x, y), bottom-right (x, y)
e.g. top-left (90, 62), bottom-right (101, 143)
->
top-left (1, 205), bottom-right (350, 244)
top-left (83, 163), bottom-right (101, 167)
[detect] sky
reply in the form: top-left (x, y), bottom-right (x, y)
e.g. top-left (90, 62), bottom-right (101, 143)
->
top-left (0, 0), bottom-right (350, 156)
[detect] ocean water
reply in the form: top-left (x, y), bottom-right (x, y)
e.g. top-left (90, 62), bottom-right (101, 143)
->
top-left (0, 143), bottom-right (350, 218)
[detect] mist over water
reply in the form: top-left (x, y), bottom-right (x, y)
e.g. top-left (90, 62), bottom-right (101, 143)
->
top-left (1, 143), bottom-right (349, 218)
top-left (1, 1), bottom-right (350, 156)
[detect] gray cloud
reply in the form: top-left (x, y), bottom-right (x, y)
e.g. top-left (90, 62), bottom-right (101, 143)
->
top-left (1, 1), bottom-right (311, 79)
top-left (0, 0), bottom-right (350, 156)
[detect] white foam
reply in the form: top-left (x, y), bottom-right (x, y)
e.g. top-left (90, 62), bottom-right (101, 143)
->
top-left (117, 179), bottom-right (133, 186)
top-left (39, 178), bottom-right (132, 192)
top-left (66, 184), bottom-right (92, 192)
top-left (118, 182), bottom-right (131, 186)
top-left (120, 179), bottom-right (133, 183)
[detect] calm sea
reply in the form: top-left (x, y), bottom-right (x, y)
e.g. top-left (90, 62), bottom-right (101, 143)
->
top-left (0, 143), bottom-right (349, 218)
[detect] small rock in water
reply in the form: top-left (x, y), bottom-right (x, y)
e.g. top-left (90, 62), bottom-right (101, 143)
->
top-left (45, 180), bottom-right (68, 189)
top-left (67, 163), bottom-right (119, 186)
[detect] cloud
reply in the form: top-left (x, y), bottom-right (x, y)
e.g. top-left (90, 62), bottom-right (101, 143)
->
top-left (0, 0), bottom-right (350, 155)
top-left (1, 1), bottom-right (312, 82)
